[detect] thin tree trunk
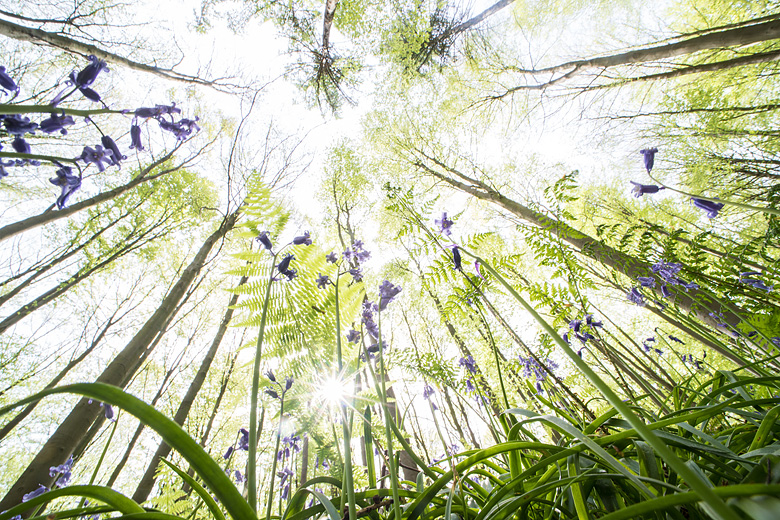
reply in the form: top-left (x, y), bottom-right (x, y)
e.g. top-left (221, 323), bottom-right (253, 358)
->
top-left (412, 150), bottom-right (747, 332)
top-left (450, 0), bottom-right (515, 36)
top-left (0, 210), bottom-right (240, 512)
top-left (0, 18), bottom-right (225, 89)
top-left (132, 276), bottom-right (248, 503)
top-left (0, 148), bottom-right (185, 243)
top-left (0, 308), bottom-right (121, 441)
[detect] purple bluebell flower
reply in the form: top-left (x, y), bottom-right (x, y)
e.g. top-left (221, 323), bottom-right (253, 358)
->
top-left (0, 162), bottom-right (9, 179)
top-left (465, 378), bottom-right (475, 393)
top-left (11, 136), bottom-right (31, 154)
top-left (234, 470), bottom-right (245, 484)
top-left (585, 314), bottom-right (602, 327)
top-left (355, 249), bottom-right (371, 263)
top-left (668, 335), bottom-right (684, 344)
top-left (3, 114), bottom-right (38, 135)
top-left (22, 485), bottom-right (49, 502)
top-left (49, 166), bottom-right (81, 209)
top-left (326, 252), bottom-right (338, 263)
top-left (74, 55), bottom-right (109, 88)
top-left (238, 428), bottom-right (249, 451)
top-left (266, 369), bottom-right (276, 382)
top-left (79, 145), bottom-right (114, 172)
top-left (423, 384), bottom-right (435, 400)
top-left (362, 301), bottom-right (379, 338)
top-left (378, 280), bottom-right (402, 311)
top-left (265, 387), bottom-right (279, 399)
top-left (569, 319), bottom-right (582, 332)
top-left (49, 455), bottom-right (74, 487)
top-left (630, 181), bottom-right (663, 198)
top-left (129, 124), bottom-right (144, 150)
top-left (104, 404), bottom-right (115, 421)
top-left (563, 332), bottom-right (570, 343)
top-left (627, 287), bottom-right (645, 306)
top-left (343, 248), bottom-right (354, 262)
top-left (452, 246), bottom-right (462, 270)
top-left (293, 231), bottom-right (312, 245)
top-left (0, 66), bottom-right (19, 96)
top-left (39, 113), bottom-right (75, 135)
top-left (278, 467), bottom-right (294, 499)
top-left (691, 198), bottom-right (724, 218)
top-left (637, 276), bottom-right (655, 288)
top-left (639, 148), bottom-right (658, 172)
top-left (661, 285), bottom-right (671, 298)
top-left (256, 231), bottom-right (273, 251)
top-left (576, 332), bottom-right (595, 343)
top-left (223, 446), bottom-right (234, 459)
top-left (135, 104), bottom-right (181, 118)
top-left (101, 136), bottom-right (125, 166)
top-left (284, 376), bottom-right (293, 391)
top-left (158, 117), bottom-right (200, 140)
top-left (739, 271), bottom-right (773, 292)
top-left (316, 273), bottom-right (329, 289)
top-left (349, 267), bottom-right (363, 282)
top-left (459, 355), bottom-right (477, 374)
top-left (277, 254), bottom-right (295, 279)
top-left (435, 212), bottom-right (454, 236)
top-left (346, 329), bottom-right (360, 344)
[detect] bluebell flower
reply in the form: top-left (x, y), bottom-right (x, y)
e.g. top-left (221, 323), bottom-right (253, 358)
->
top-left (49, 166), bottom-right (81, 209)
top-left (459, 355), bottom-right (477, 374)
top-left (11, 136), bottom-right (31, 154)
top-left (293, 231), bottom-right (312, 245)
top-left (661, 285), bottom-right (671, 298)
top-left (562, 332), bottom-right (570, 343)
top-left (22, 485), bottom-right (49, 502)
top-left (576, 332), bottom-right (595, 343)
top-left (3, 114), bottom-right (38, 135)
top-left (326, 252), bottom-right (338, 263)
top-left (284, 376), bottom-right (294, 391)
top-left (343, 248), bottom-right (354, 262)
top-left (73, 55), bottom-right (109, 88)
top-left (630, 181), bottom-right (663, 198)
top-left (255, 231), bottom-right (273, 251)
top-left (435, 212), bottom-right (454, 236)
top-left (346, 329), bottom-right (360, 344)
top-left (104, 404), bottom-right (115, 421)
top-left (349, 267), bottom-right (363, 282)
top-left (355, 249), bottom-right (371, 263)
top-left (568, 319), bottom-right (582, 332)
top-left (79, 145), bottom-right (114, 172)
top-left (266, 369), bottom-right (276, 382)
top-left (101, 136), bottom-right (125, 166)
top-left (669, 335), bottom-right (685, 344)
top-left (158, 117), bottom-right (200, 140)
top-left (423, 384), bottom-right (435, 400)
top-left (691, 198), bottom-right (724, 218)
top-left (585, 314), bottom-right (602, 328)
top-left (49, 455), bottom-right (74, 487)
top-left (739, 271), bottom-right (773, 292)
top-left (134, 104), bottom-right (181, 118)
top-left (39, 113), bottom-right (75, 135)
top-left (637, 276), bottom-right (655, 288)
top-left (265, 387), bottom-right (279, 399)
top-left (316, 273), bottom-right (329, 289)
top-left (0, 65), bottom-right (19, 96)
top-left (129, 124), bottom-right (144, 150)
top-left (362, 301), bottom-right (379, 338)
top-left (223, 446), bottom-right (234, 459)
top-left (378, 280), bottom-right (402, 311)
top-left (278, 467), bottom-right (294, 499)
top-left (452, 246), bottom-right (462, 270)
top-left (234, 470), bottom-right (245, 484)
top-left (277, 254), bottom-right (295, 279)
top-left (639, 148), bottom-right (658, 172)
top-left (465, 378), bottom-right (475, 393)
top-left (627, 287), bottom-right (645, 306)
top-left (238, 428), bottom-right (249, 451)
top-left (352, 240), bottom-right (364, 250)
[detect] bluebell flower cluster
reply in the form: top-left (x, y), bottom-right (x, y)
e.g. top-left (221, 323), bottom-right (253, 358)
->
top-left (277, 433), bottom-right (301, 461)
top-left (567, 315), bottom-right (601, 343)
top-left (378, 280), bottom-right (402, 311)
top-left (346, 329), bottom-right (360, 344)
top-left (49, 455), bottom-right (74, 488)
top-left (278, 467), bottom-right (294, 499)
top-left (681, 352), bottom-right (706, 371)
top-left (627, 287), bottom-right (645, 306)
top-left (223, 427), bottom-right (250, 459)
top-left (518, 355), bottom-right (558, 393)
top-left (362, 301), bottom-right (380, 339)
top-left (459, 355), bottom-right (477, 374)
top-left (0, 65), bottom-right (19, 97)
top-left (641, 336), bottom-right (663, 355)
top-left (265, 372), bottom-right (294, 400)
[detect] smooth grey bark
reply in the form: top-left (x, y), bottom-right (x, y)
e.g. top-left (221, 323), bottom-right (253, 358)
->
top-left (411, 150), bottom-right (747, 333)
top-left (0, 18), bottom-right (229, 89)
top-left (0, 147), bottom-right (185, 243)
top-left (0, 210), bottom-right (240, 513)
top-left (132, 276), bottom-right (248, 503)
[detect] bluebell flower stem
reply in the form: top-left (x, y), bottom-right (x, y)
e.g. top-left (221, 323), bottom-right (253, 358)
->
top-left (0, 103), bottom-right (120, 117)
top-left (376, 310), bottom-right (402, 520)
top-left (248, 255), bottom-right (277, 512)
top-left (469, 252), bottom-right (741, 520)
top-left (265, 397), bottom-right (285, 520)
top-left (0, 152), bottom-right (78, 164)
top-left (646, 172), bottom-right (780, 216)
top-left (334, 276), bottom-right (357, 520)
top-left (79, 417), bottom-right (119, 508)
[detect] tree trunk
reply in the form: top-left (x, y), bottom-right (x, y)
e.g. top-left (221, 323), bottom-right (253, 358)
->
top-left (0, 210), bottom-right (240, 512)
top-left (450, 0), bottom-right (515, 36)
top-left (132, 276), bottom-right (248, 503)
top-left (412, 151), bottom-right (747, 333)
top-left (0, 18), bottom-right (224, 89)
top-left (0, 149), bottom-right (183, 243)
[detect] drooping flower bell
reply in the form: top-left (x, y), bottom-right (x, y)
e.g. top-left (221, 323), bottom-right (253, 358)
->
top-left (39, 113), bottom-right (75, 135)
top-left (639, 148), bottom-right (658, 172)
top-left (3, 114), bottom-right (38, 135)
top-left (129, 124), bottom-right (144, 150)
top-left (627, 287), bottom-right (645, 306)
top-left (378, 280), bottom-right (402, 311)
top-left (346, 329), bottom-right (360, 344)
top-left (459, 355), bottom-right (477, 374)
top-left (630, 181), bottom-right (663, 198)
top-left (256, 231), bottom-right (273, 251)
top-left (452, 246), bottom-right (462, 270)
top-left (0, 65), bottom-right (19, 96)
top-left (101, 135), bottom-right (125, 167)
top-left (68, 55), bottom-right (109, 103)
top-left (49, 165), bottom-right (82, 210)
top-left (79, 144), bottom-right (115, 172)
top-left (293, 231), bottom-right (312, 245)
top-left (691, 198), bottom-right (724, 218)
top-left (22, 484), bottom-right (49, 502)
top-left (435, 212), bottom-right (454, 236)
top-left (316, 273), bottom-right (329, 289)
